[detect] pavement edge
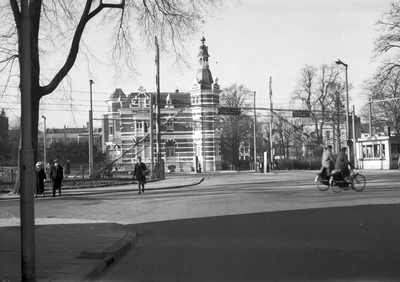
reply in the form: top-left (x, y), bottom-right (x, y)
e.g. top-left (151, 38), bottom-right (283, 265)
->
top-left (67, 228), bottom-right (137, 282)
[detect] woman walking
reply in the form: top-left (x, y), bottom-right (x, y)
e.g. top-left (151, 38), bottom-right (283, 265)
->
top-left (133, 157), bottom-right (147, 194)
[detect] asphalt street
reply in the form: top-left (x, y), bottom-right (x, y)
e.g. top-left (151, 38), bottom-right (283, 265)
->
top-left (2, 170), bottom-right (400, 281)
top-left (91, 170), bottom-right (400, 282)
top-left (95, 204), bottom-right (400, 282)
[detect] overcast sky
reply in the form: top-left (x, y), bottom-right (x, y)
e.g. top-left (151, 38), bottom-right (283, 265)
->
top-left (20, 0), bottom-right (397, 128)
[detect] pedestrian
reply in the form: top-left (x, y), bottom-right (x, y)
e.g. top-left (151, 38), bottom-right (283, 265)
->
top-left (133, 157), bottom-right (147, 194)
top-left (65, 160), bottom-right (70, 177)
top-left (35, 162), bottom-right (46, 198)
top-left (50, 159), bottom-right (64, 197)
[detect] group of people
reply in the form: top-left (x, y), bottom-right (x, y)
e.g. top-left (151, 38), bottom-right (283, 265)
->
top-left (35, 159), bottom-right (64, 198)
top-left (34, 157), bottom-right (148, 197)
top-left (316, 145), bottom-right (354, 181)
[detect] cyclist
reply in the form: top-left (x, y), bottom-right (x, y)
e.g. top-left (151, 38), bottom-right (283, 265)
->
top-left (334, 147), bottom-right (354, 178)
top-left (315, 145), bottom-right (335, 182)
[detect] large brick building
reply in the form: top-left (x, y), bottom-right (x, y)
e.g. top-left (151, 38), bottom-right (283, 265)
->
top-left (102, 37), bottom-right (223, 172)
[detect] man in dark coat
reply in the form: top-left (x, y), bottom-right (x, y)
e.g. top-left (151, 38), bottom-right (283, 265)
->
top-left (35, 162), bottom-right (47, 198)
top-left (335, 147), bottom-right (354, 178)
top-left (50, 159), bottom-right (63, 197)
top-left (133, 157), bottom-right (147, 194)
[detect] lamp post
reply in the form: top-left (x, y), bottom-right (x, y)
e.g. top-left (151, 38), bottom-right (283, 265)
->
top-left (335, 59), bottom-right (349, 152)
top-left (42, 115), bottom-right (47, 172)
top-left (89, 79), bottom-right (94, 178)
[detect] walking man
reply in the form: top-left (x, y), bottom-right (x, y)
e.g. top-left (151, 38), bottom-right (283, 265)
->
top-left (133, 157), bottom-right (147, 194)
top-left (50, 159), bottom-right (63, 197)
top-left (35, 162), bottom-right (47, 198)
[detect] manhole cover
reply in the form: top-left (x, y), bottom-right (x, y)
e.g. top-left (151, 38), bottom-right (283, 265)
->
top-left (77, 252), bottom-right (109, 259)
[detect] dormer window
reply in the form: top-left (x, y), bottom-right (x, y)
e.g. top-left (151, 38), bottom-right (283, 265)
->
top-left (139, 97), bottom-right (146, 108)
top-left (165, 93), bottom-right (174, 109)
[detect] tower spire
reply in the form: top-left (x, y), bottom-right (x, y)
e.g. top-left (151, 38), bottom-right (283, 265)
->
top-left (196, 36), bottom-right (213, 89)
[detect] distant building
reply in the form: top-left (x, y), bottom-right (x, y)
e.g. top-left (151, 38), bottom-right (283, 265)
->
top-left (38, 125), bottom-right (102, 148)
top-left (0, 109), bottom-right (9, 145)
top-left (239, 142), bottom-right (251, 161)
top-left (102, 36), bottom-right (223, 172)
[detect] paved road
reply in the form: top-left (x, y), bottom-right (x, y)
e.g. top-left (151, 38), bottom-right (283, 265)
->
top-left (86, 170), bottom-right (400, 281)
top-left (94, 205), bottom-right (400, 282)
top-left (2, 170), bottom-right (400, 281)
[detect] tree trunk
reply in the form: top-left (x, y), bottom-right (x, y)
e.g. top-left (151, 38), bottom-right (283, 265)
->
top-left (11, 91), bottom-right (40, 194)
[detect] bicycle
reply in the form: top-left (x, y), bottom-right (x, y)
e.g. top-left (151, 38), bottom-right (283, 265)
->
top-left (329, 168), bottom-right (366, 193)
top-left (315, 167), bottom-right (330, 191)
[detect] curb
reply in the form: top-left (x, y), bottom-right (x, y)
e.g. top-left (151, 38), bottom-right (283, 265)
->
top-left (149, 177), bottom-right (204, 190)
top-left (69, 229), bottom-right (137, 282)
top-left (0, 178), bottom-right (204, 201)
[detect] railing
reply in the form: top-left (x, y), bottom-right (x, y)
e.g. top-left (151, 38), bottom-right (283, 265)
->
top-left (0, 167), bottom-right (17, 183)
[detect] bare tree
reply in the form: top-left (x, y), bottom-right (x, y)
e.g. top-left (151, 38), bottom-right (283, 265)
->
top-left (1, 0), bottom-right (230, 193)
top-left (219, 83), bottom-right (253, 167)
top-left (291, 63), bottom-right (347, 156)
top-left (373, 2), bottom-right (400, 77)
top-left (360, 69), bottom-right (400, 136)
top-left (272, 113), bottom-right (305, 159)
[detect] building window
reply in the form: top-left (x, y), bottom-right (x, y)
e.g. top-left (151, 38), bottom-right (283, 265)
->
top-left (362, 144), bottom-right (385, 159)
top-left (166, 121), bottom-right (174, 132)
top-left (136, 122), bottom-right (143, 133)
top-left (166, 147), bottom-right (175, 162)
top-left (139, 98), bottom-right (146, 108)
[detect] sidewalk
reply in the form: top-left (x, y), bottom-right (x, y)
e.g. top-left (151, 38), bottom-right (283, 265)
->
top-left (0, 177), bottom-right (203, 282)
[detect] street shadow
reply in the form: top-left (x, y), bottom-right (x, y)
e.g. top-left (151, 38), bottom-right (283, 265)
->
top-left (123, 204), bottom-right (400, 281)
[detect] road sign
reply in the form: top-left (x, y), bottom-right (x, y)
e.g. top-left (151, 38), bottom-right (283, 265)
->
top-left (347, 139), bottom-right (353, 147)
top-left (292, 110), bottom-right (310, 117)
top-left (218, 107), bottom-right (241, 115)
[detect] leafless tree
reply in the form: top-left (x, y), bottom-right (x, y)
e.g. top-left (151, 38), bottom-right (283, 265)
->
top-left (291, 63), bottom-right (347, 156)
top-left (360, 69), bottom-right (400, 136)
top-left (219, 83), bottom-right (253, 167)
top-left (373, 2), bottom-right (400, 77)
top-left (1, 0), bottom-right (231, 193)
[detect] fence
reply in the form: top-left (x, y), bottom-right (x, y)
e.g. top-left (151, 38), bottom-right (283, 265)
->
top-left (0, 166), bottom-right (17, 183)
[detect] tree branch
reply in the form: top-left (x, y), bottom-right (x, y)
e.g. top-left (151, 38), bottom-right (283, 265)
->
top-left (43, 0), bottom-right (125, 95)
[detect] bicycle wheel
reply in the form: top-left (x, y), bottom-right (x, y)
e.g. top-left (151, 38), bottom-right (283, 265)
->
top-left (316, 175), bottom-right (329, 191)
top-left (352, 173), bottom-right (366, 192)
top-left (330, 178), bottom-right (342, 193)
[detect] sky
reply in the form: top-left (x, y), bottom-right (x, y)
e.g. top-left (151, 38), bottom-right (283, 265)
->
top-left (1, 0), bottom-right (396, 129)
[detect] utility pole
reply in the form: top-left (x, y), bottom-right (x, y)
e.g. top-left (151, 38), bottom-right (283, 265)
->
top-left (253, 91), bottom-right (257, 171)
top-left (149, 94), bottom-right (154, 178)
top-left (335, 59), bottom-right (349, 152)
top-left (155, 36), bottom-right (161, 178)
top-left (89, 80), bottom-right (94, 178)
top-left (352, 105), bottom-right (357, 167)
top-left (20, 0), bottom-right (36, 280)
top-left (42, 115), bottom-right (47, 171)
top-left (202, 113), bottom-right (206, 172)
top-left (269, 77), bottom-right (274, 171)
